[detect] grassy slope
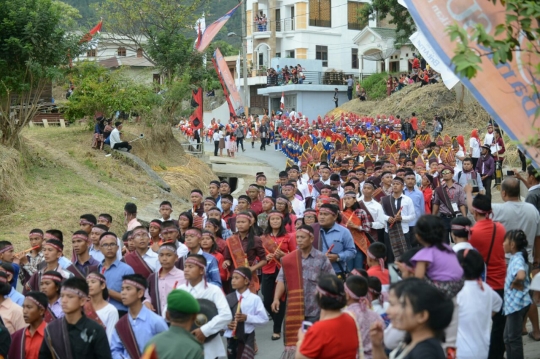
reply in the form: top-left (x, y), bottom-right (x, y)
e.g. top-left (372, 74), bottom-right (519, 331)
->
top-left (0, 124), bottom-right (216, 250)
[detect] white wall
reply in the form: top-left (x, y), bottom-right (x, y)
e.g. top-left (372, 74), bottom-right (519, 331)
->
top-left (203, 101), bottom-right (231, 127)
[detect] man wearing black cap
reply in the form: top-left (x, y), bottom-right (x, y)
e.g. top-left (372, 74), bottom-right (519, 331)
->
top-left (109, 122), bottom-right (132, 152)
top-left (432, 166), bottom-right (467, 243)
top-left (476, 144), bottom-right (495, 201)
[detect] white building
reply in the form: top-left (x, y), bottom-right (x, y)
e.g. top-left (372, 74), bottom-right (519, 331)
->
top-left (75, 33), bottom-right (159, 84)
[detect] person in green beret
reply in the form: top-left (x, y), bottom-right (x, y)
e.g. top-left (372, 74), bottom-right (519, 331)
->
top-left (144, 289), bottom-right (204, 359)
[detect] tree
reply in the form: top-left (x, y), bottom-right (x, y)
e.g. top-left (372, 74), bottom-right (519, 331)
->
top-left (448, 0), bottom-right (539, 120)
top-left (64, 61), bottom-right (161, 121)
top-left (0, 0), bottom-right (81, 148)
top-left (359, 0), bottom-right (416, 45)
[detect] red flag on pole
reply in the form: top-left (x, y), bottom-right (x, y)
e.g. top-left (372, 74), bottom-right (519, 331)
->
top-left (80, 20), bottom-right (103, 44)
top-left (280, 92), bottom-right (285, 110)
top-left (189, 88), bottom-right (204, 130)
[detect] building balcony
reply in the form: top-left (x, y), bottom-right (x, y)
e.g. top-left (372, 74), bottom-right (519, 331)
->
top-left (252, 21), bottom-right (271, 39)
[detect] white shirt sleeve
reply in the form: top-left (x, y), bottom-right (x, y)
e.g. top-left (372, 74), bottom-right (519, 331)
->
top-left (200, 286), bottom-right (233, 337)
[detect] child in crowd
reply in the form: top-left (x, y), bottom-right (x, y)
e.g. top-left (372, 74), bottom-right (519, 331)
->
top-left (366, 242), bottom-right (389, 293)
top-left (85, 271), bottom-right (119, 342)
top-left (201, 230), bottom-right (228, 284)
top-left (450, 217), bottom-right (474, 253)
top-left (40, 270), bottom-right (64, 322)
top-left (345, 275), bottom-right (383, 359)
top-left (0, 241), bottom-right (19, 289)
top-left (224, 267), bottom-right (268, 358)
top-left (456, 249), bottom-right (502, 359)
top-left (16, 229), bottom-right (45, 286)
top-left (368, 277), bottom-right (388, 323)
top-left (503, 230), bottom-right (532, 359)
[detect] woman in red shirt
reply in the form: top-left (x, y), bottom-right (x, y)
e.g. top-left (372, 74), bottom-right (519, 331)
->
top-left (200, 230), bottom-right (228, 284)
top-left (261, 210), bottom-right (296, 340)
top-left (275, 195), bottom-right (297, 234)
top-left (296, 274), bottom-right (361, 359)
top-left (421, 174), bottom-right (434, 214)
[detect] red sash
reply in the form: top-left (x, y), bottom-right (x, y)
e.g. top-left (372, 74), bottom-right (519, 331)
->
top-left (115, 315), bottom-right (141, 359)
top-left (281, 250), bottom-right (305, 347)
top-left (260, 235), bottom-right (282, 269)
top-left (341, 209), bottom-right (369, 256)
top-left (373, 188), bottom-right (386, 202)
top-left (83, 301), bottom-right (106, 328)
top-left (226, 235), bottom-right (260, 293)
top-left (44, 307), bottom-right (57, 324)
top-left (124, 251), bottom-right (153, 279)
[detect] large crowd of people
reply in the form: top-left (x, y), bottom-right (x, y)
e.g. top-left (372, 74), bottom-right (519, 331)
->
top-left (2, 107), bottom-right (540, 359)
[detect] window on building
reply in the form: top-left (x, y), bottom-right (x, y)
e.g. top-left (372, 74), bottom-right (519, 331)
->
top-left (347, 2), bottom-right (368, 30)
top-left (286, 50), bottom-right (295, 58)
top-left (316, 45), bottom-right (328, 67)
top-left (390, 61), bottom-right (399, 72)
top-left (309, 0), bottom-right (331, 28)
top-left (276, 52), bottom-right (281, 58)
top-left (351, 48), bottom-right (358, 69)
top-left (117, 47), bottom-right (127, 56)
top-left (86, 49), bottom-right (96, 57)
top-left (137, 48), bottom-right (143, 58)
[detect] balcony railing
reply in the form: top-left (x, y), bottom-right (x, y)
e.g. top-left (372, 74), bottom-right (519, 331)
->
top-left (265, 71), bottom-right (357, 86)
top-left (252, 20), bottom-right (270, 33)
top-left (252, 18), bottom-right (296, 34)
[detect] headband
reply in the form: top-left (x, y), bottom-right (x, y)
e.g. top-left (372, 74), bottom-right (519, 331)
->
top-left (26, 296), bottom-right (46, 310)
top-left (158, 243), bottom-right (177, 254)
top-left (91, 227), bottom-right (106, 234)
top-left (44, 233), bottom-right (60, 241)
top-left (41, 274), bottom-right (63, 283)
top-left (99, 234), bottom-right (117, 244)
top-left (123, 279), bottom-right (145, 291)
top-left (220, 198), bottom-right (233, 204)
top-left (343, 193), bottom-right (357, 199)
top-left (236, 213), bottom-right (252, 221)
top-left (43, 242), bottom-right (62, 252)
top-left (276, 197), bottom-right (290, 204)
top-left (79, 219), bottom-right (94, 226)
top-left (344, 283), bottom-right (370, 312)
top-left (319, 207), bottom-right (337, 216)
top-left (262, 198), bottom-right (274, 204)
top-left (185, 257), bottom-right (207, 288)
top-left (191, 191), bottom-right (203, 198)
top-left (149, 222), bottom-right (162, 229)
top-left (204, 199), bottom-right (216, 205)
top-left (297, 228), bottom-right (313, 236)
top-left (368, 287), bottom-right (388, 303)
top-left (161, 227), bottom-right (179, 235)
top-left (0, 245), bottom-right (14, 254)
top-left (248, 185), bottom-right (259, 190)
top-left (61, 287), bottom-right (87, 298)
top-left (87, 274), bottom-right (106, 283)
top-left (132, 229), bottom-right (150, 238)
top-left (202, 231), bottom-right (215, 239)
top-left (72, 234), bottom-right (89, 242)
top-left (98, 216), bottom-right (110, 223)
top-left (185, 229), bottom-right (202, 237)
top-left (233, 269), bottom-right (250, 283)
top-left (268, 212), bottom-right (284, 219)
top-left (367, 250), bottom-right (386, 273)
top-left (316, 285), bottom-right (344, 299)
top-left (451, 224), bottom-right (471, 231)
top-left (29, 232), bottom-right (43, 238)
top-left (472, 206), bottom-right (492, 215)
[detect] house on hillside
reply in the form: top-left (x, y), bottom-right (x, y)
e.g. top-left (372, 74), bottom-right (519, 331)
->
top-left (75, 33), bottom-right (161, 85)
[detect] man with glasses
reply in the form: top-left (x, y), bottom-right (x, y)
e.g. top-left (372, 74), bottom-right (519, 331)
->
top-left (98, 232), bottom-right (134, 317)
top-left (123, 226), bottom-right (159, 278)
top-left (432, 167), bottom-right (467, 243)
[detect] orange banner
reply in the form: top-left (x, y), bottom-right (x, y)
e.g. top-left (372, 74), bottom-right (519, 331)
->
top-left (214, 48), bottom-right (244, 115)
top-left (405, 0), bottom-right (539, 164)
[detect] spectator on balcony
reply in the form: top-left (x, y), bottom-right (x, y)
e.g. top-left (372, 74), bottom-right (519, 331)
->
top-left (297, 65), bottom-right (305, 84)
top-left (344, 75), bottom-right (354, 101)
top-left (261, 14), bottom-right (267, 31)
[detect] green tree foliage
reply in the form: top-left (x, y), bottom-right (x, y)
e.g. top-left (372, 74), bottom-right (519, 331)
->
top-left (360, 72), bottom-right (391, 100)
top-left (0, 0), bottom-right (82, 147)
top-left (64, 61), bottom-right (161, 121)
top-left (360, 0), bottom-right (415, 45)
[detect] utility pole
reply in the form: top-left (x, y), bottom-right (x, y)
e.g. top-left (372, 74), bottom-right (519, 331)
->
top-left (241, 0), bottom-right (248, 116)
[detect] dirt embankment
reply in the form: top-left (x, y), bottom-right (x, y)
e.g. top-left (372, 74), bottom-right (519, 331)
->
top-left (0, 123), bottom-right (216, 250)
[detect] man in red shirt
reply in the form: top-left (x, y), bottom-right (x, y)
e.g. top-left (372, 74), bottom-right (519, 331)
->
top-left (410, 112), bottom-right (418, 132)
top-left (466, 189), bottom-right (507, 359)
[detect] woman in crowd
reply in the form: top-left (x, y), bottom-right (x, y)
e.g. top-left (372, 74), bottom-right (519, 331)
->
top-left (85, 271), bottom-right (119, 341)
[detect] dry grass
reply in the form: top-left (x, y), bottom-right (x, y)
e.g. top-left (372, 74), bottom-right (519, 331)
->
top-left (0, 145), bottom-right (24, 211)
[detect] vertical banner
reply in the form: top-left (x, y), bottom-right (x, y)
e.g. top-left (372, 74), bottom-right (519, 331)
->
top-left (214, 48), bottom-right (244, 115)
top-left (211, 58), bottom-right (237, 118)
top-left (196, 3), bottom-right (241, 52)
top-left (189, 88), bottom-right (203, 130)
top-left (404, 0), bottom-right (540, 163)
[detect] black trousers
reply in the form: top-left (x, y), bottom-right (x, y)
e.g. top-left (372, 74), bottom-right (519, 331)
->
top-left (482, 176), bottom-right (493, 201)
top-left (214, 141), bottom-right (219, 156)
top-left (260, 137), bottom-right (266, 150)
top-left (262, 269), bottom-right (285, 334)
top-left (347, 88), bottom-right (352, 100)
top-left (113, 142), bottom-right (132, 152)
top-left (518, 149), bottom-right (527, 172)
top-left (471, 157), bottom-right (479, 169)
top-left (488, 289), bottom-right (506, 359)
top-left (439, 215), bottom-right (452, 244)
top-left (236, 137), bottom-right (245, 151)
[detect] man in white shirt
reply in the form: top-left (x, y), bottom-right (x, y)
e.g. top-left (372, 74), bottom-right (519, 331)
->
top-left (358, 181), bottom-right (386, 242)
top-left (483, 124), bottom-right (495, 153)
top-left (109, 122), bottom-right (132, 152)
top-left (170, 255), bottom-right (232, 359)
top-left (282, 182), bottom-right (305, 218)
top-left (380, 177), bottom-right (416, 263)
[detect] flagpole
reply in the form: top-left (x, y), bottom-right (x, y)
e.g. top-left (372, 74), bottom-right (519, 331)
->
top-left (241, 0), bottom-right (248, 116)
